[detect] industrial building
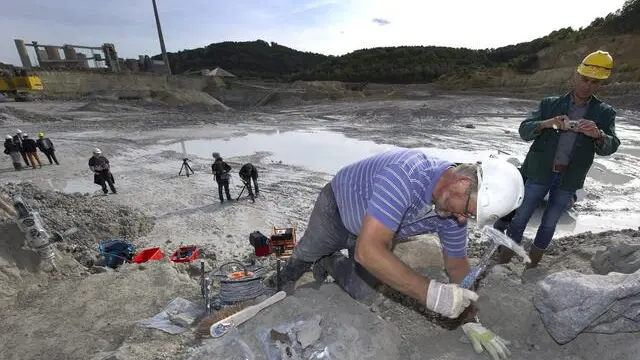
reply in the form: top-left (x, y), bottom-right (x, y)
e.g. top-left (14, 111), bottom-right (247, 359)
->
top-left (13, 39), bottom-right (169, 74)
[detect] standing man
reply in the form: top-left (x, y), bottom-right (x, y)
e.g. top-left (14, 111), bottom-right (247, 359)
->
top-left (37, 132), bottom-right (60, 165)
top-left (4, 135), bottom-right (22, 171)
top-left (212, 152), bottom-right (232, 203)
top-left (21, 134), bottom-right (42, 169)
top-left (89, 148), bottom-right (117, 195)
top-left (13, 129), bottom-right (30, 167)
top-left (271, 148), bottom-right (525, 359)
top-left (239, 162), bottom-right (259, 202)
top-left (499, 50), bottom-right (620, 268)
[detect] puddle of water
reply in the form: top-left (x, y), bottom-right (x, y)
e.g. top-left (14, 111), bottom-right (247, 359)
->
top-left (169, 129), bottom-right (399, 174)
top-left (166, 129), bottom-right (521, 175)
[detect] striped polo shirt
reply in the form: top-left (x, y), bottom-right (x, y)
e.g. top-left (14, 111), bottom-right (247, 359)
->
top-left (330, 148), bottom-right (469, 258)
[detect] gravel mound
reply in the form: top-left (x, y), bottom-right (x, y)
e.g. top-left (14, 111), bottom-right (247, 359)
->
top-left (0, 182), bottom-right (155, 248)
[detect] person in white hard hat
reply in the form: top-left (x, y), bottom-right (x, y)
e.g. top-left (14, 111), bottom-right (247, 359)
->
top-left (13, 129), bottom-right (30, 167)
top-left (269, 148), bottom-right (524, 360)
top-left (89, 148), bottom-right (117, 195)
top-left (4, 135), bottom-right (23, 170)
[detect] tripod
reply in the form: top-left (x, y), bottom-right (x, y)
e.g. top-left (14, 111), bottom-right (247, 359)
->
top-left (179, 158), bottom-right (194, 177)
top-left (236, 180), bottom-right (255, 202)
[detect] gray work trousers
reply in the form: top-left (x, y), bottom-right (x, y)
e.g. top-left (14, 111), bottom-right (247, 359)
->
top-left (292, 182), bottom-right (381, 302)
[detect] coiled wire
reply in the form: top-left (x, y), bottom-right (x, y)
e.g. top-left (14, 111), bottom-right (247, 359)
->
top-left (214, 261), bottom-right (267, 304)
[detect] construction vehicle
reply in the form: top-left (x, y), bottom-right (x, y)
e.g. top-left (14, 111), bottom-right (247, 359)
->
top-left (0, 65), bottom-right (43, 101)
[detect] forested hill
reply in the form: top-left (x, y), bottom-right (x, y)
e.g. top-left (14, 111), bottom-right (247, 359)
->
top-left (156, 40), bottom-right (330, 78)
top-left (157, 0), bottom-right (640, 83)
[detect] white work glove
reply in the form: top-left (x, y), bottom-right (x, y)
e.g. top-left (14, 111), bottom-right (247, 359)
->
top-left (462, 322), bottom-right (511, 360)
top-left (425, 280), bottom-right (479, 318)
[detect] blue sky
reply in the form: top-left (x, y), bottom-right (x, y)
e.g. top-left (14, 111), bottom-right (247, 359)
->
top-left (0, 0), bottom-right (628, 66)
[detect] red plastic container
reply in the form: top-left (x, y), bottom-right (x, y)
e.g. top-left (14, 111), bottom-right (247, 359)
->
top-left (170, 245), bottom-right (198, 263)
top-left (254, 243), bottom-right (271, 257)
top-left (132, 247), bottom-right (164, 263)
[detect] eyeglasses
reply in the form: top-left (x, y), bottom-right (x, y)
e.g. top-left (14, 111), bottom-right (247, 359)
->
top-left (462, 185), bottom-right (476, 220)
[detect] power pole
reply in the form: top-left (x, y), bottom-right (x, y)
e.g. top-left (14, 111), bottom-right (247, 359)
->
top-left (152, 0), bottom-right (172, 75)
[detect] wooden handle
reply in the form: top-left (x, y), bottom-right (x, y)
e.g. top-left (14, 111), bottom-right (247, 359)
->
top-left (212, 291), bottom-right (286, 330)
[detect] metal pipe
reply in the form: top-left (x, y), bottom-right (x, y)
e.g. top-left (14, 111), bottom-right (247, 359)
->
top-left (14, 39), bottom-right (32, 69)
top-left (200, 260), bottom-right (206, 297)
top-left (276, 259), bottom-right (281, 292)
top-left (23, 43), bottom-right (103, 51)
top-left (152, 0), bottom-right (172, 75)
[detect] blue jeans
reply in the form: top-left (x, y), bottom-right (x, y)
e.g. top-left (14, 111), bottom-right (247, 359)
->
top-left (506, 173), bottom-right (575, 250)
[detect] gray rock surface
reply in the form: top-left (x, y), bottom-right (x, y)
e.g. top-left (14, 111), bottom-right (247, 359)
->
top-left (239, 283), bottom-right (402, 360)
top-left (533, 269), bottom-right (640, 344)
top-left (591, 243), bottom-right (640, 275)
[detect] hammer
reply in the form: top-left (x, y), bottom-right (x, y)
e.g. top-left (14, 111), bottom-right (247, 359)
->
top-left (460, 225), bottom-right (531, 289)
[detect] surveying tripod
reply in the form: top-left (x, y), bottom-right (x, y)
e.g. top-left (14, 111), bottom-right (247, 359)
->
top-left (179, 158), bottom-right (195, 177)
top-left (236, 180), bottom-right (255, 202)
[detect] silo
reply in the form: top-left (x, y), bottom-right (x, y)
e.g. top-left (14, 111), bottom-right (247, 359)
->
top-left (76, 53), bottom-right (90, 68)
top-left (125, 59), bottom-right (139, 72)
top-left (45, 46), bottom-right (61, 61)
top-left (37, 50), bottom-right (49, 61)
top-left (62, 45), bottom-right (78, 60)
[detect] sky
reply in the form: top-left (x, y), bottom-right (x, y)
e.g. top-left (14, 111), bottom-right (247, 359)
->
top-left (0, 0), bottom-right (628, 66)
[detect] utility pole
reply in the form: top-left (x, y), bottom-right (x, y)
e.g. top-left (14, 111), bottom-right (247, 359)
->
top-left (152, 0), bottom-right (172, 75)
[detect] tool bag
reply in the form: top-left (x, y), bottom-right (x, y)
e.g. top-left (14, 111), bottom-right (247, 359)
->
top-left (249, 231), bottom-right (270, 257)
top-left (98, 238), bottom-right (135, 268)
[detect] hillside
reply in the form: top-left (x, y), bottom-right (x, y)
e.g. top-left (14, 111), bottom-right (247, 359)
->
top-left (154, 40), bottom-right (330, 78)
top-left (158, 0), bottom-right (640, 88)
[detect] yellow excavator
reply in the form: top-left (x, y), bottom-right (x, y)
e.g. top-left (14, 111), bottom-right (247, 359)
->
top-left (0, 65), bottom-right (43, 101)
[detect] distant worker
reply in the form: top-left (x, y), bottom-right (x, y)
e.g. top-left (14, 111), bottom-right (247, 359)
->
top-left (499, 50), bottom-right (620, 269)
top-left (13, 129), bottom-right (30, 167)
top-left (37, 132), bottom-right (59, 165)
top-left (270, 148), bottom-right (525, 359)
top-left (3, 135), bottom-right (22, 171)
top-left (21, 133), bottom-right (42, 169)
top-left (211, 152), bottom-right (232, 203)
top-left (239, 162), bottom-right (260, 202)
top-left (89, 148), bottom-right (117, 195)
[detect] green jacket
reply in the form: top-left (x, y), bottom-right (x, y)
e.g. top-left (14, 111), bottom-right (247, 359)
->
top-left (519, 92), bottom-right (620, 191)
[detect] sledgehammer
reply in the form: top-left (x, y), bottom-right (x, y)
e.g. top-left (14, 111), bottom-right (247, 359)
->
top-left (460, 225), bottom-right (530, 289)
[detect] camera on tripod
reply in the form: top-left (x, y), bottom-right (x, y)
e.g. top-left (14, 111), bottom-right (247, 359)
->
top-left (179, 157), bottom-right (194, 177)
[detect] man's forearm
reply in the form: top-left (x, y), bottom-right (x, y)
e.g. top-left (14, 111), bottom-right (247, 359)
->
top-left (355, 245), bottom-right (429, 304)
top-left (447, 261), bottom-right (471, 285)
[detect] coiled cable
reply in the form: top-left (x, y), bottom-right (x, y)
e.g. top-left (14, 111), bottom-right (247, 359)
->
top-left (214, 261), bottom-right (266, 304)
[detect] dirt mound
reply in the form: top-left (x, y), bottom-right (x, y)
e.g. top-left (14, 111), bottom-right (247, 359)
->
top-left (0, 106), bottom-right (62, 123)
top-left (0, 183), bottom-right (155, 266)
top-left (0, 259), bottom-right (202, 360)
top-left (73, 99), bottom-right (126, 112)
top-left (0, 221), bottom-right (87, 301)
top-left (150, 90), bottom-right (231, 112)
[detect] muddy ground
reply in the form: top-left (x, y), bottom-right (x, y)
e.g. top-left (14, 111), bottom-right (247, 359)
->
top-left (0, 94), bottom-right (639, 360)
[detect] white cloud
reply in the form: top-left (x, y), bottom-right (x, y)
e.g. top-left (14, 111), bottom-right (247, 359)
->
top-left (282, 0), bottom-right (628, 55)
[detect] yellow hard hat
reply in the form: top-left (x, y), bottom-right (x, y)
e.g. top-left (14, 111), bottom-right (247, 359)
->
top-left (38, 132), bottom-right (44, 137)
top-left (577, 50), bottom-right (613, 80)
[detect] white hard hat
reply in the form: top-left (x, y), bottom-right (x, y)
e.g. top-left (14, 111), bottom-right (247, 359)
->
top-left (6, 135), bottom-right (12, 139)
top-left (93, 148), bottom-right (102, 154)
top-left (16, 129), bottom-right (22, 134)
top-left (22, 133), bottom-right (28, 137)
top-left (475, 159), bottom-right (525, 228)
